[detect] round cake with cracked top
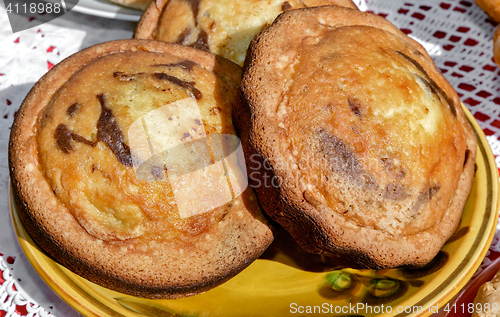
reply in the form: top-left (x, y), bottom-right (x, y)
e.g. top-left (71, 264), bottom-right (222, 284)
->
top-left (9, 39), bottom-right (274, 298)
top-left (134, 0), bottom-right (358, 65)
top-left (235, 6), bottom-right (477, 269)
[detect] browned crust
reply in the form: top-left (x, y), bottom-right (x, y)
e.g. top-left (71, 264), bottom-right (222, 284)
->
top-left (235, 6), bottom-right (477, 269)
top-left (133, 0), bottom-right (168, 39)
top-left (494, 26), bottom-right (500, 68)
top-left (9, 39), bottom-right (274, 298)
top-left (302, 0), bottom-right (357, 8)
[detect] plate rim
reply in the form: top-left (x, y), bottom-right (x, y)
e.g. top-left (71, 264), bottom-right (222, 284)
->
top-left (8, 106), bottom-right (500, 317)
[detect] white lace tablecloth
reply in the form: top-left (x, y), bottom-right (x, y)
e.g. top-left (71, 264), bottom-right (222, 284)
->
top-left (0, 0), bottom-right (499, 316)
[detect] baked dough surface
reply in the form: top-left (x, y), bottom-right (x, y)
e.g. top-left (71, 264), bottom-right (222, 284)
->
top-left (134, 0), bottom-right (358, 65)
top-left (10, 39), bottom-right (274, 298)
top-left (235, 6), bottom-right (477, 268)
top-left (38, 50), bottom-right (239, 241)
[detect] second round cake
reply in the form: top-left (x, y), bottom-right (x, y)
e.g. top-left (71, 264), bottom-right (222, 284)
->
top-left (235, 6), bottom-right (477, 269)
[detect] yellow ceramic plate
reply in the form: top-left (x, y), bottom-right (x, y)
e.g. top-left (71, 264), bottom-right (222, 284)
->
top-left (10, 108), bottom-right (500, 317)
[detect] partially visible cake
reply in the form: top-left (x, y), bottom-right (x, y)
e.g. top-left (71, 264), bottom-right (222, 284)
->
top-left (474, 0), bottom-right (500, 22)
top-left (9, 39), bottom-right (274, 299)
top-left (473, 267), bottom-right (500, 317)
top-left (473, 0), bottom-right (500, 68)
top-left (235, 6), bottom-right (477, 269)
top-left (134, 0), bottom-right (358, 65)
top-left (471, 264), bottom-right (500, 317)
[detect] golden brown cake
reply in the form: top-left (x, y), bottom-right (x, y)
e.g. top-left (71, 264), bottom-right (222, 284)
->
top-left (235, 6), bottom-right (477, 269)
top-left (134, 0), bottom-right (358, 65)
top-left (9, 39), bottom-right (274, 299)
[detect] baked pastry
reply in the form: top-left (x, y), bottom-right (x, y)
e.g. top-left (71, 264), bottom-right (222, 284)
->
top-left (494, 26), bottom-right (500, 68)
top-left (9, 39), bottom-right (274, 298)
top-left (107, 0), bottom-right (152, 10)
top-left (134, 0), bottom-right (358, 65)
top-left (473, 267), bottom-right (500, 317)
top-left (473, 0), bottom-right (500, 67)
top-left (475, 0), bottom-right (500, 22)
top-left (235, 6), bottom-right (477, 269)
